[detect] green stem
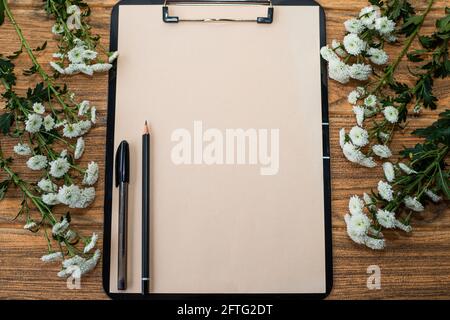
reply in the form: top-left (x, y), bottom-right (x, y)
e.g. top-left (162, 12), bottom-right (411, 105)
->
top-left (2, 0), bottom-right (70, 110)
top-left (371, 0), bottom-right (435, 94)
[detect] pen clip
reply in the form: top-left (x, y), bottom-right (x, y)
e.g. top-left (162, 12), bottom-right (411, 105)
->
top-left (115, 140), bottom-right (130, 187)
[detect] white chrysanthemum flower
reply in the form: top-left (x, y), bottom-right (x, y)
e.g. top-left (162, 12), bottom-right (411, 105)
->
top-left (74, 137), bottom-right (85, 160)
top-left (43, 115), bottom-right (55, 131)
top-left (349, 195), bottom-right (364, 215)
top-left (376, 209), bottom-right (396, 228)
top-left (79, 63), bottom-right (94, 76)
top-left (52, 218), bottom-right (69, 236)
top-left (363, 192), bottom-right (372, 205)
top-left (386, 34), bottom-right (397, 42)
top-left (63, 122), bottom-right (82, 138)
top-left (349, 63), bottom-right (372, 81)
top-left (78, 120), bottom-right (92, 135)
top-left (65, 63), bottom-right (93, 76)
top-left (52, 52), bottom-right (64, 59)
top-left (356, 86), bottom-right (366, 95)
top-left (79, 249), bottom-right (101, 277)
top-left (353, 106), bottom-right (365, 126)
top-left (425, 189), bottom-right (441, 203)
top-left (342, 142), bottom-right (365, 163)
top-left (359, 156), bottom-right (377, 168)
top-left (339, 128), bottom-right (346, 149)
top-left (364, 237), bottom-right (385, 250)
top-left (32, 102), bottom-right (45, 114)
top-left (379, 132), bottom-right (390, 143)
top-left (364, 105), bottom-right (378, 117)
top-left (73, 38), bottom-right (85, 47)
top-left (67, 46), bottom-right (85, 64)
top-left (359, 5), bottom-right (380, 28)
top-left (108, 51), bottom-right (119, 63)
top-left (49, 157), bottom-right (70, 178)
top-left (51, 23), bottom-right (64, 35)
top-left (394, 220), bottom-right (412, 232)
top-left (382, 106), bottom-right (399, 123)
top-left (25, 113), bottom-right (43, 133)
top-left (344, 18), bottom-right (365, 34)
top-left (84, 232), bottom-right (98, 253)
top-left (82, 50), bottom-right (98, 61)
top-left (404, 196), bottom-right (424, 212)
top-left (42, 193), bottom-right (60, 206)
top-left (346, 215), bottom-right (385, 249)
top-left (67, 4), bottom-right (81, 15)
top-left (398, 162), bottom-right (417, 175)
top-left (343, 33), bottom-right (366, 56)
top-left (328, 58), bottom-right (350, 84)
top-left (64, 63), bottom-right (81, 75)
top-left (37, 178), bottom-right (57, 193)
top-left (54, 119), bottom-right (67, 129)
top-left (372, 144), bottom-right (392, 158)
top-left (374, 17), bottom-right (395, 35)
top-left (347, 213), bottom-right (371, 237)
top-left (367, 47), bottom-right (389, 65)
top-left (364, 94), bottom-right (377, 107)
top-left (24, 221), bottom-right (37, 231)
top-left (57, 265), bottom-right (80, 278)
top-left (344, 214), bottom-right (366, 244)
top-left (320, 45), bottom-right (338, 62)
top-left (83, 161), bottom-right (99, 185)
top-left (41, 252), bottom-right (63, 262)
top-left (90, 106), bottom-right (97, 124)
top-left (331, 39), bottom-right (346, 57)
top-left (349, 126), bottom-right (369, 147)
top-left (14, 143), bottom-right (32, 156)
top-left (348, 89), bottom-right (360, 104)
top-left (378, 180), bottom-right (394, 201)
top-left (60, 149), bottom-right (68, 158)
top-left (26, 155), bottom-right (47, 170)
top-left (49, 61), bottom-right (65, 74)
top-left (62, 255), bottom-right (86, 268)
top-left (76, 187), bottom-right (96, 208)
top-left (57, 185), bottom-right (82, 208)
top-left (65, 229), bottom-right (78, 242)
top-left (78, 100), bottom-right (90, 116)
top-left (91, 63), bottom-right (113, 73)
top-left (382, 162), bottom-right (395, 182)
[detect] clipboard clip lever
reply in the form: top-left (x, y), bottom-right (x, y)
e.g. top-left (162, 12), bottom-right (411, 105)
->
top-left (162, 1), bottom-right (273, 24)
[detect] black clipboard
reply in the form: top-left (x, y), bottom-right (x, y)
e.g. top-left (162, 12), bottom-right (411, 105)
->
top-left (103, 0), bottom-right (332, 300)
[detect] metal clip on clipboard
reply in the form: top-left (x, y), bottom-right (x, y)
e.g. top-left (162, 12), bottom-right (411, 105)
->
top-left (162, 0), bottom-right (274, 23)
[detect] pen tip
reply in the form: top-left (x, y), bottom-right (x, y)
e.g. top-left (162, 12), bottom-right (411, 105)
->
top-left (144, 121), bottom-right (149, 134)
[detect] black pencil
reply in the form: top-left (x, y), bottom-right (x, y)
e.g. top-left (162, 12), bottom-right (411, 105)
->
top-left (142, 121), bottom-right (150, 294)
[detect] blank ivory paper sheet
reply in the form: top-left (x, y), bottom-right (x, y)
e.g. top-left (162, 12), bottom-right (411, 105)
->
top-left (109, 4), bottom-right (327, 294)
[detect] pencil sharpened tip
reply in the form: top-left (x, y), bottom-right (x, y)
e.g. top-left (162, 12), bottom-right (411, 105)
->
top-left (144, 121), bottom-right (149, 134)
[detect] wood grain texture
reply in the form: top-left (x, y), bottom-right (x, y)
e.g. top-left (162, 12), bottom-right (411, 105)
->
top-left (0, 0), bottom-right (449, 300)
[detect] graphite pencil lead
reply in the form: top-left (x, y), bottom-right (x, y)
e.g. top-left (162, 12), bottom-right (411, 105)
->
top-left (144, 121), bottom-right (149, 134)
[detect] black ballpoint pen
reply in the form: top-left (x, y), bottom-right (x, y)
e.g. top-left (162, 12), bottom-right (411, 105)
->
top-left (115, 140), bottom-right (130, 291)
top-left (142, 122), bottom-right (150, 294)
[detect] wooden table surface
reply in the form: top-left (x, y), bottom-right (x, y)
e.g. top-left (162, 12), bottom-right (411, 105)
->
top-left (0, 0), bottom-right (449, 300)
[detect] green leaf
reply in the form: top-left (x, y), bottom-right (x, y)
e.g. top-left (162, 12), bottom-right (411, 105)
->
top-left (0, 112), bottom-right (12, 134)
top-left (33, 41), bottom-right (47, 52)
top-left (401, 14), bottom-right (423, 36)
top-left (419, 35), bottom-right (438, 49)
top-left (23, 65), bottom-right (38, 76)
top-left (413, 73), bottom-right (437, 109)
top-left (6, 47), bottom-right (22, 60)
top-left (0, 179), bottom-right (10, 200)
top-left (437, 167), bottom-right (450, 200)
